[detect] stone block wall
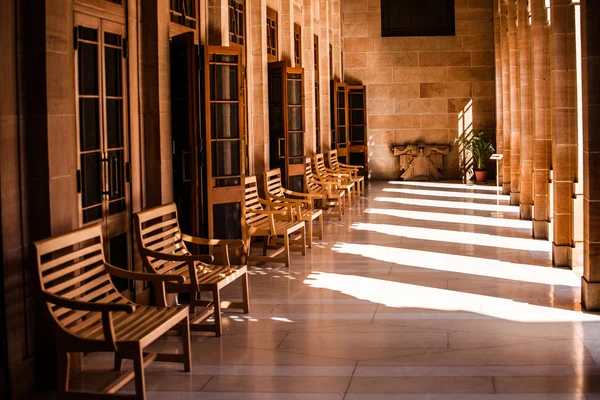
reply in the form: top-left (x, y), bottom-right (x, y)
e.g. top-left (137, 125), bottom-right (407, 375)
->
top-left (341, 0), bottom-right (496, 180)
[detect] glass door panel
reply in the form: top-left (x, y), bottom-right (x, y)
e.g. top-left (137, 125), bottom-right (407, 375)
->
top-left (268, 62), bottom-right (306, 191)
top-left (348, 84), bottom-right (368, 172)
top-left (170, 32), bottom-right (202, 236)
top-left (203, 46), bottom-right (245, 240)
top-left (75, 15), bottom-right (132, 293)
top-left (332, 81), bottom-right (349, 162)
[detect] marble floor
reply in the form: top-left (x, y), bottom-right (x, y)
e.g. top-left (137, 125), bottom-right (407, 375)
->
top-left (66, 181), bottom-right (600, 399)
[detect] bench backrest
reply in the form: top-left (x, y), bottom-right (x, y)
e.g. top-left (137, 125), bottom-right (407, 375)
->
top-left (328, 150), bottom-right (340, 167)
top-left (244, 176), bottom-right (269, 227)
top-left (314, 153), bottom-right (328, 174)
top-left (34, 224), bottom-right (127, 334)
top-left (133, 203), bottom-right (192, 274)
top-left (264, 168), bottom-right (286, 199)
top-left (304, 157), bottom-right (322, 192)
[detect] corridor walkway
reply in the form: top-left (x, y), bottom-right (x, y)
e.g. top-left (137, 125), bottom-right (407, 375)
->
top-left (77, 181), bottom-right (600, 399)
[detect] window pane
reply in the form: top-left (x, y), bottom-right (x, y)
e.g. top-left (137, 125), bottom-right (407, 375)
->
top-left (212, 65), bottom-right (238, 100)
top-left (287, 80), bottom-right (302, 105)
top-left (337, 90), bottom-right (346, 108)
top-left (350, 152), bottom-right (366, 167)
top-left (350, 110), bottom-right (365, 125)
top-left (337, 109), bottom-right (346, 126)
top-left (78, 41), bottom-right (98, 95)
top-left (79, 98), bottom-right (100, 151)
top-left (213, 203), bottom-right (242, 239)
top-left (350, 126), bottom-right (365, 142)
top-left (288, 106), bottom-right (302, 131)
top-left (211, 140), bottom-right (241, 179)
top-left (288, 175), bottom-right (304, 193)
top-left (211, 103), bottom-right (240, 139)
top-left (106, 99), bottom-right (123, 149)
top-left (81, 152), bottom-right (102, 208)
top-left (104, 44), bottom-right (122, 97)
top-left (350, 93), bottom-right (364, 109)
top-left (83, 206), bottom-right (102, 223)
top-left (288, 132), bottom-right (303, 157)
top-left (337, 127), bottom-right (347, 144)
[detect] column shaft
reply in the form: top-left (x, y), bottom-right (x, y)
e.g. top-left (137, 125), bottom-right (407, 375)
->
top-left (508, 1), bottom-right (521, 206)
top-left (550, 0), bottom-right (577, 266)
top-left (531, 0), bottom-right (552, 239)
top-left (494, 0), bottom-right (504, 187)
top-left (500, 2), bottom-right (512, 195)
top-left (581, 0), bottom-right (600, 308)
top-left (518, 0), bottom-right (533, 219)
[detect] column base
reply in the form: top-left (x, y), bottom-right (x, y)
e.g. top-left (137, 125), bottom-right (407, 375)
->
top-left (532, 219), bottom-right (549, 240)
top-left (582, 276), bottom-right (600, 311)
top-left (502, 183), bottom-right (511, 196)
top-left (510, 191), bottom-right (520, 206)
top-left (552, 243), bottom-right (573, 268)
top-left (520, 204), bottom-right (532, 220)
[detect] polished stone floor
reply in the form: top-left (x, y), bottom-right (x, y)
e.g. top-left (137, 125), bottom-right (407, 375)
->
top-left (70, 181), bottom-right (600, 399)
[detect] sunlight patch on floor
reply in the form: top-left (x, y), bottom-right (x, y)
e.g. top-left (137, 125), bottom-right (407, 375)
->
top-left (383, 187), bottom-right (510, 201)
top-left (375, 196), bottom-right (519, 213)
top-left (331, 242), bottom-right (579, 287)
top-left (350, 222), bottom-right (551, 252)
top-left (303, 272), bottom-right (593, 323)
top-left (365, 208), bottom-right (533, 229)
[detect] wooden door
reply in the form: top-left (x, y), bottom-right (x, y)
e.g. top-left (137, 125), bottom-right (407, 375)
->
top-left (331, 80), bottom-right (349, 162)
top-left (348, 85), bottom-right (368, 172)
top-left (170, 32), bottom-right (204, 237)
top-left (74, 14), bottom-right (132, 294)
top-left (202, 46), bottom-right (245, 240)
top-left (268, 62), bottom-right (306, 192)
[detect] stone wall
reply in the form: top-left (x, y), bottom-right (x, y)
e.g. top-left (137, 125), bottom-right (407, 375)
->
top-left (341, 0), bottom-right (496, 180)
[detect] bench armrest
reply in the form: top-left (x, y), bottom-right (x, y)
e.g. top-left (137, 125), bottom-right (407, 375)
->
top-left (43, 291), bottom-right (135, 314)
top-left (43, 291), bottom-right (134, 351)
top-left (251, 208), bottom-right (287, 215)
top-left (142, 248), bottom-right (214, 264)
top-left (338, 162), bottom-right (363, 169)
top-left (181, 234), bottom-right (244, 248)
top-left (104, 263), bottom-right (185, 284)
top-left (181, 234), bottom-right (245, 266)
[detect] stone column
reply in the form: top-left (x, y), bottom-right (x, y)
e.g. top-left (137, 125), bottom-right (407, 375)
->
top-left (531, 0), bottom-right (552, 239)
top-left (140, 0), bottom-right (173, 206)
top-left (319, 0), bottom-right (332, 152)
top-left (303, 0), bottom-right (316, 155)
top-left (549, 0), bottom-right (577, 267)
top-left (507, 0), bottom-right (521, 206)
top-left (494, 0), bottom-right (504, 187)
top-left (518, 0), bottom-right (533, 219)
top-left (280, 0), bottom-right (295, 65)
top-left (248, 0), bottom-right (270, 174)
top-left (500, 1), bottom-right (512, 195)
top-left (581, 0), bottom-right (600, 309)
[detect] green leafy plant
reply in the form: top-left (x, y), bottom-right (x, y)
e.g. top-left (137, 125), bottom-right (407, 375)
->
top-left (454, 130), bottom-right (495, 171)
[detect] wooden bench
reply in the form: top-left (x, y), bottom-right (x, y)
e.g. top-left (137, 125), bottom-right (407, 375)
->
top-left (244, 175), bottom-right (306, 267)
top-left (133, 203), bottom-right (249, 337)
top-left (264, 168), bottom-right (324, 248)
top-left (313, 153), bottom-right (355, 207)
top-left (304, 157), bottom-right (345, 220)
top-left (328, 150), bottom-right (365, 195)
top-left (34, 224), bottom-right (198, 400)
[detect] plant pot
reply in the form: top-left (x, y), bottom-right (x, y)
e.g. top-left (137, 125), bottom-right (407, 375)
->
top-left (474, 170), bottom-right (488, 183)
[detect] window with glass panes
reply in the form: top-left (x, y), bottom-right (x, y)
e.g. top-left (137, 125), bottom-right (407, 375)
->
top-left (229, 0), bottom-right (245, 45)
top-left (171, 0), bottom-right (197, 29)
top-left (267, 8), bottom-right (278, 61)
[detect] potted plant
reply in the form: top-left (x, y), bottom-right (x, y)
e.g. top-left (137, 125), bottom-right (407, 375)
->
top-left (454, 130), bottom-right (495, 183)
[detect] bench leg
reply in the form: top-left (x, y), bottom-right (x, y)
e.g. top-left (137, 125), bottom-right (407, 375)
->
top-left (307, 219), bottom-right (313, 249)
top-left (181, 316), bottom-right (192, 372)
top-left (133, 345), bottom-right (147, 400)
top-left (56, 351), bottom-right (70, 395)
top-left (241, 273), bottom-right (250, 314)
top-left (284, 234), bottom-right (291, 268)
top-left (318, 214), bottom-right (324, 239)
top-left (301, 226), bottom-right (306, 256)
top-left (213, 289), bottom-right (222, 337)
top-left (114, 353), bottom-right (124, 372)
